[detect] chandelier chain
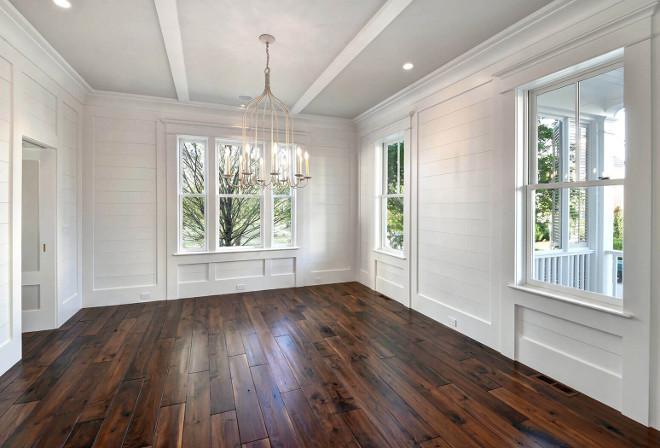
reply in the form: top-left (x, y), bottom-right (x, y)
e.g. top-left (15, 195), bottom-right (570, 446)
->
top-left (265, 42), bottom-right (270, 72)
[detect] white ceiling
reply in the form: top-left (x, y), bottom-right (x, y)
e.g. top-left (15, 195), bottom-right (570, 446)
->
top-left (9, 0), bottom-right (552, 118)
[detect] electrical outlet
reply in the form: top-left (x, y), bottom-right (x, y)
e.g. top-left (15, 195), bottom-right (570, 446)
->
top-left (447, 317), bottom-right (457, 328)
top-left (140, 292), bottom-right (152, 301)
top-left (236, 284), bottom-right (246, 291)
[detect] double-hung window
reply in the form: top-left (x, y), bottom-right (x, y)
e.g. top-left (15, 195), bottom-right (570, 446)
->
top-left (177, 135), bottom-right (295, 252)
top-left (381, 139), bottom-right (404, 253)
top-left (527, 64), bottom-right (625, 303)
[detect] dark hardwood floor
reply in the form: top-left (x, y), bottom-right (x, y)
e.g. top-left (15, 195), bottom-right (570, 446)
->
top-left (0, 282), bottom-right (658, 447)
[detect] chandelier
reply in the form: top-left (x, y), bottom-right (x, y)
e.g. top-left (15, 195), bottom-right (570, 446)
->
top-left (221, 34), bottom-right (311, 190)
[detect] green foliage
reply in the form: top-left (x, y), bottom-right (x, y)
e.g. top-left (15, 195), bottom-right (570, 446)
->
top-left (385, 141), bottom-right (404, 250)
top-left (613, 206), bottom-right (623, 251)
top-left (535, 121), bottom-right (555, 243)
top-left (386, 197), bottom-right (404, 250)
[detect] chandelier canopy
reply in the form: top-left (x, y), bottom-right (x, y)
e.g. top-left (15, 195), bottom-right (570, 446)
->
top-left (222, 34), bottom-right (311, 190)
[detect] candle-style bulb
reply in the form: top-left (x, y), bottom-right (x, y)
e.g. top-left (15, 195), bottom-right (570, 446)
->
top-left (304, 152), bottom-right (309, 176)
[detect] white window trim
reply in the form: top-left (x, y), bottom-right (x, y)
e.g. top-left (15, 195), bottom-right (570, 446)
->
top-left (379, 136), bottom-right (405, 255)
top-left (523, 61), bottom-right (625, 308)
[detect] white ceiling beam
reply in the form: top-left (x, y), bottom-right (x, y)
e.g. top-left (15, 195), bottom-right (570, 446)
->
top-left (291, 0), bottom-right (414, 115)
top-left (153, 0), bottom-right (189, 102)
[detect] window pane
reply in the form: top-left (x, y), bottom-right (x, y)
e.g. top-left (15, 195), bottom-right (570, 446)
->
top-left (386, 143), bottom-right (399, 194)
top-left (181, 140), bottom-right (205, 194)
top-left (536, 83), bottom-right (576, 183)
top-left (533, 185), bottom-right (623, 298)
top-left (181, 196), bottom-right (205, 249)
top-left (385, 196), bottom-right (404, 251)
top-left (579, 67), bottom-right (625, 180)
top-left (273, 184), bottom-right (290, 196)
top-left (273, 197), bottom-right (292, 245)
top-left (218, 197), bottom-right (261, 247)
top-left (218, 142), bottom-right (260, 195)
top-left (398, 142), bottom-right (404, 193)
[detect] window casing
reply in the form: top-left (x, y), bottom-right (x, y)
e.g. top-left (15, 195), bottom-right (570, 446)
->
top-left (526, 64), bottom-right (625, 304)
top-left (381, 139), bottom-right (404, 253)
top-left (177, 135), bottom-right (295, 252)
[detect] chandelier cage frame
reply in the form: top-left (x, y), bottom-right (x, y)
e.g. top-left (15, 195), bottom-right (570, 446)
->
top-left (221, 34), bottom-right (311, 190)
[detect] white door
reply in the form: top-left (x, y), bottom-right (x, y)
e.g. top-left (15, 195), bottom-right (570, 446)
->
top-left (21, 144), bottom-right (56, 332)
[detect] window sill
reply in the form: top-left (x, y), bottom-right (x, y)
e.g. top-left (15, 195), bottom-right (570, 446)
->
top-left (174, 246), bottom-right (300, 256)
top-left (373, 248), bottom-right (407, 260)
top-left (508, 284), bottom-right (632, 318)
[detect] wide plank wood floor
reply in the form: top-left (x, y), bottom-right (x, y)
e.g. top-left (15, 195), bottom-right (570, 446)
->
top-left (0, 282), bottom-right (658, 447)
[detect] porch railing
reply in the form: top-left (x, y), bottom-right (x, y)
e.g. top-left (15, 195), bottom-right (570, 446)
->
top-left (533, 249), bottom-right (594, 290)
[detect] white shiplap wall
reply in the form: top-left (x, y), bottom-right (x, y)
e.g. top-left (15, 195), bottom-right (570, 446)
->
top-left (60, 104), bottom-right (79, 303)
top-left (0, 56), bottom-right (10, 348)
top-left (92, 117), bottom-right (157, 291)
top-left (0, 3), bottom-right (86, 376)
top-left (356, 0), bottom-right (659, 429)
top-left (416, 90), bottom-right (493, 323)
top-left (308, 127), bottom-right (355, 284)
top-left (85, 100), bottom-right (356, 305)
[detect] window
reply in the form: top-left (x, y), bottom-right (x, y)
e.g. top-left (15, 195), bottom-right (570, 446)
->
top-left (177, 136), bottom-right (295, 252)
top-left (527, 65), bottom-right (625, 302)
top-left (381, 139), bottom-right (404, 253)
top-left (179, 137), bottom-right (207, 251)
top-left (217, 141), bottom-right (262, 248)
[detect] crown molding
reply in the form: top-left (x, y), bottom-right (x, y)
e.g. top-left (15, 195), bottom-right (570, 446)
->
top-left (492, 1), bottom-right (657, 79)
top-left (353, 0), bottom-right (658, 130)
top-left (0, 0), bottom-right (91, 98)
top-left (87, 90), bottom-right (356, 132)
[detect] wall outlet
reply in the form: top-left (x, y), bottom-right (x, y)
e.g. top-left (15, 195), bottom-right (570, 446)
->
top-left (140, 292), bottom-right (152, 301)
top-left (447, 317), bottom-right (457, 328)
top-left (314, 277), bottom-right (322, 284)
top-left (236, 284), bottom-right (246, 291)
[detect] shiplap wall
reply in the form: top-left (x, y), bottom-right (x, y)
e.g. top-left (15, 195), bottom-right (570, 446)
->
top-left (356, 0), bottom-right (659, 428)
top-left (0, 56), bottom-right (10, 348)
top-left (60, 104), bottom-right (79, 303)
top-left (92, 117), bottom-right (157, 290)
top-left (307, 127), bottom-right (355, 284)
top-left (85, 100), bottom-right (356, 305)
top-left (416, 89), bottom-right (493, 323)
top-left (0, 4), bottom-right (86, 376)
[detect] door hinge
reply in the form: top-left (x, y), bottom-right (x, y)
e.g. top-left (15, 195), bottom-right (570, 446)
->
top-left (43, 243), bottom-right (46, 252)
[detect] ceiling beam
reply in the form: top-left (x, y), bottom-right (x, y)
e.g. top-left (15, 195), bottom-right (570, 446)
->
top-left (153, 0), bottom-right (189, 102)
top-left (291, 0), bottom-right (414, 115)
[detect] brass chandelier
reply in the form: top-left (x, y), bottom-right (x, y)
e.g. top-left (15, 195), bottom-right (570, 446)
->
top-left (221, 34), bottom-right (311, 190)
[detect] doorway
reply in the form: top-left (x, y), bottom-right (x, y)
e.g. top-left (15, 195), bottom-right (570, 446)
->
top-left (21, 139), bottom-right (56, 332)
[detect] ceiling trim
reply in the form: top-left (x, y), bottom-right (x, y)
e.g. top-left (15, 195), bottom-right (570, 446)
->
top-left (153, 0), bottom-right (189, 102)
top-left (0, 0), bottom-right (92, 95)
top-left (353, 0), bottom-right (579, 125)
top-left (290, 0), bottom-right (414, 115)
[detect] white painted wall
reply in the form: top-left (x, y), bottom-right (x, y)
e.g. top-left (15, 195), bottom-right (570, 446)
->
top-left (0, 4), bottom-right (86, 375)
top-left (83, 96), bottom-right (357, 306)
top-left (356, 0), bottom-right (660, 429)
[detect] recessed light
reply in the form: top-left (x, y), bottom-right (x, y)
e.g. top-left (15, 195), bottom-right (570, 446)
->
top-left (238, 95), bottom-right (252, 101)
top-left (53, 0), bottom-right (72, 8)
top-left (402, 62), bottom-right (414, 70)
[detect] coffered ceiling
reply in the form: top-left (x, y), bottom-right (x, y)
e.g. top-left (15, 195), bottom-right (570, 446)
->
top-left (9, 0), bottom-right (552, 118)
